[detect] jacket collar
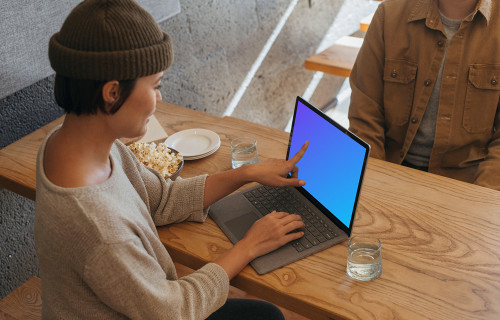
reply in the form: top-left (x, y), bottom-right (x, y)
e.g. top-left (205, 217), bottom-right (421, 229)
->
top-left (408, 0), bottom-right (491, 26)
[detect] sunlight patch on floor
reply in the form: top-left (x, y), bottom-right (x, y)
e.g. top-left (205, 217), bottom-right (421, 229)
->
top-left (223, 0), bottom-right (299, 117)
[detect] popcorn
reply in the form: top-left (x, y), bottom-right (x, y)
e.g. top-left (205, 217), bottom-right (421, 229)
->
top-left (128, 142), bottom-right (183, 178)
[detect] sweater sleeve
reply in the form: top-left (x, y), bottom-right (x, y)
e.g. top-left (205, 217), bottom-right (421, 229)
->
top-left (84, 239), bottom-right (229, 320)
top-left (114, 141), bottom-right (209, 226)
top-left (348, 4), bottom-right (387, 159)
top-left (147, 171), bottom-right (209, 226)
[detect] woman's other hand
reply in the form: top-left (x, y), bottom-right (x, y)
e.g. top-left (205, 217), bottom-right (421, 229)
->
top-left (239, 211), bottom-right (305, 260)
top-left (214, 211), bottom-right (304, 279)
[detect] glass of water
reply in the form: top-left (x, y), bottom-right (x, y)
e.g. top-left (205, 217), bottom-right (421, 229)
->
top-left (231, 137), bottom-right (259, 169)
top-left (347, 236), bottom-right (382, 281)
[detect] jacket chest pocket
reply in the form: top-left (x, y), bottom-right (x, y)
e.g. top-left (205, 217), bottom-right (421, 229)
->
top-left (463, 64), bottom-right (500, 133)
top-left (383, 59), bottom-right (418, 125)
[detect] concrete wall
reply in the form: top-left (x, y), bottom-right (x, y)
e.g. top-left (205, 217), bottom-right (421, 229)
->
top-left (0, 0), bottom-right (378, 298)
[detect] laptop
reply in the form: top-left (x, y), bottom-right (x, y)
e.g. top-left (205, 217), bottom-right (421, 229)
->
top-left (208, 96), bottom-right (370, 274)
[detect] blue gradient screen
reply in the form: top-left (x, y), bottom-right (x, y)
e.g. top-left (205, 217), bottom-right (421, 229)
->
top-left (288, 100), bottom-right (367, 228)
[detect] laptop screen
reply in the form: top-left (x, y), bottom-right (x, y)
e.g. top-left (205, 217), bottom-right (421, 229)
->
top-left (286, 97), bottom-right (370, 234)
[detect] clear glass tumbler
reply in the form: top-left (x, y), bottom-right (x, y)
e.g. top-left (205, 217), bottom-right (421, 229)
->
top-left (346, 236), bottom-right (382, 281)
top-left (231, 137), bottom-right (259, 169)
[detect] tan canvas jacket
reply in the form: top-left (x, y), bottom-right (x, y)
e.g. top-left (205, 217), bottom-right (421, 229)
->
top-left (348, 0), bottom-right (500, 190)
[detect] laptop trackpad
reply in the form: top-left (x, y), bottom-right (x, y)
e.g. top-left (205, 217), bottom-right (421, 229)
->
top-left (225, 211), bottom-right (259, 241)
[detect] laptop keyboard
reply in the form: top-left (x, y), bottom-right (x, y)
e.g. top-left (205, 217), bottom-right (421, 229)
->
top-left (243, 185), bottom-right (339, 252)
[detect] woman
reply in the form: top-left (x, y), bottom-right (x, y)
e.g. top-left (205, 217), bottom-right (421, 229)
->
top-left (35, 0), bottom-right (307, 319)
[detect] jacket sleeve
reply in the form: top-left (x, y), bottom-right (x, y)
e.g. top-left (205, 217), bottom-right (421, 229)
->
top-left (84, 240), bottom-right (229, 320)
top-left (348, 5), bottom-right (387, 159)
top-left (474, 98), bottom-right (500, 190)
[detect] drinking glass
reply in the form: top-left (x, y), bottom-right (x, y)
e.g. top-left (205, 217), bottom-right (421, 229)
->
top-left (346, 236), bottom-right (382, 281)
top-left (231, 137), bottom-right (259, 169)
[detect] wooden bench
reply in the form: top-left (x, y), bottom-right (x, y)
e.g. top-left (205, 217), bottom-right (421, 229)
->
top-left (360, 12), bottom-right (374, 32)
top-left (304, 36), bottom-right (363, 77)
top-left (0, 270), bottom-right (306, 320)
top-left (0, 277), bottom-right (41, 320)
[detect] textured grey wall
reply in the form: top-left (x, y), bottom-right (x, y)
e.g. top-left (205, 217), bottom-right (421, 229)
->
top-left (0, 0), bottom-right (378, 299)
top-left (0, 0), bottom-right (180, 99)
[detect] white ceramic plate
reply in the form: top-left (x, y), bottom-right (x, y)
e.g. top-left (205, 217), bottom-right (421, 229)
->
top-left (183, 140), bottom-right (221, 160)
top-left (165, 128), bottom-right (220, 157)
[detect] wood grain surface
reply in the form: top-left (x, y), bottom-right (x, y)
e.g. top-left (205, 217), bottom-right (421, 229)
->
top-left (0, 277), bottom-right (41, 320)
top-left (304, 38), bottom-right (362, 77)
top-left (1, 101), bottom-right (499, 319)
top-left (159, 157), bottom-right (500, 319)
top-left (0, 117), bottom-right (63, 200)
top-left (360, 13), bottom-right (374, 32)
top-left (153, 103), bottom-right (500, 319)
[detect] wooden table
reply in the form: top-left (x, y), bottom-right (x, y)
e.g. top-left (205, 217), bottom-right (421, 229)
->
top-left (1, 101), bottom-right (500, 319)
top-left (360, 13), bottom-right (374, 32)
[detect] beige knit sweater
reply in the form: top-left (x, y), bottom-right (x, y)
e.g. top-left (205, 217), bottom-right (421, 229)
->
top-left (35, 130), bottom-right (229, 319)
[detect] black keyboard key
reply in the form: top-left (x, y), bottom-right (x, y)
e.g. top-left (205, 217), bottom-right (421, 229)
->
top-left (291, 241), bottom-right (305, 252)
top-left (311, 229), bottom-right (321, 237)
top-left (299, 237), bottom-right (312, 249)
top-left (306, 235), bottom-right (319, 246)
top-left (265, 205), bottom-right (275, 213)
top-left (255, 206), bottom-right (269, 215)
top-left (317, 235), bottom-right (327, 243)
top-left (317, 226), bottom-right (326, 232)
top-left (295, 244), bottom-right (305, 252)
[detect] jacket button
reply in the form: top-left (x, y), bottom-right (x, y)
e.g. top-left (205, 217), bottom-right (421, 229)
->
top-left (437, 40), bottom-right (444, 47)
top-left (424, 79), bottom-right (432, 86)
top-left (400, 152), bottom-right (404, 157)
top-left (391, 70), bottom-right (397, 78)
top-left (411, 117), bottom-right (418, 124)
top-left (491, 78), bottom-right (498, 86)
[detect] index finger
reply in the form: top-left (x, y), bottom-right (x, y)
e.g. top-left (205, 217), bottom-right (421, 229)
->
top-left (288, 141), bottom-right (309, 165)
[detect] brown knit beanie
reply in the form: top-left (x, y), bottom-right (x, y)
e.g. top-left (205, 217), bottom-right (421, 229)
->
top-left (49, 0), bottom-right (173, 81)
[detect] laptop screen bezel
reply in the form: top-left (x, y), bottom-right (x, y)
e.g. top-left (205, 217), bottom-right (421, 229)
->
top-left (285, 96), bottom-right (370, 236)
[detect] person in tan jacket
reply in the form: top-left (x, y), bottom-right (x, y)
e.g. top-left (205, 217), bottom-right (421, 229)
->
top-left (348, 0), bottom-right (500, 190)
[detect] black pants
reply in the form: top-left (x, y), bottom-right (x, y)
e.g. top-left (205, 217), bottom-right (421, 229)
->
top-left (206, 298), bottom-right (285, 320)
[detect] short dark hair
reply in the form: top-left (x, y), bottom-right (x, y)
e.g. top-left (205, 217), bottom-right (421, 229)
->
top-left (54, 75), bottom-right (136, 115)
